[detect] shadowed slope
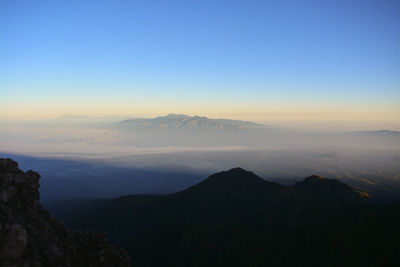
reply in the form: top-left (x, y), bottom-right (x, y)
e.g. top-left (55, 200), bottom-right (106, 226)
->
top-left (49, 167), bottom-right (390, 267)
top-left (190, 167), bottom-right (282, 190)
top-left (295, 174), bottom-right (365, 203)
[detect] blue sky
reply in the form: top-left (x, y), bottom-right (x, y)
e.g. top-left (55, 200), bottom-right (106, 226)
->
top-left (1, 0), bottom-right (399, 126)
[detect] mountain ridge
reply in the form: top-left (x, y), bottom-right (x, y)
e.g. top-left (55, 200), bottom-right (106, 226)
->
top-left (120, 114), bottom-right (266, 133)
top-left (49, 167), bottom-right (383, 266)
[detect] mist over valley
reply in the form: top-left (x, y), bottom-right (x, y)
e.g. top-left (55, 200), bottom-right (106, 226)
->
top-left (1, 114), bottom-right (399, 205)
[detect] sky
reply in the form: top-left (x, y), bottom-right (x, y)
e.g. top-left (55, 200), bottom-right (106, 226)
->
top-left (1, 0), bottom-right (399, 129)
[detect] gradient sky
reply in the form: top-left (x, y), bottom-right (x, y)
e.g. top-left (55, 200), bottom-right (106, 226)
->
top-left (1, 0), bottom-right (399, 128)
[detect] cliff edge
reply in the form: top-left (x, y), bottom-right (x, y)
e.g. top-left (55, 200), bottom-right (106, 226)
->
top-left (0, 158), bottom-right (130, 267)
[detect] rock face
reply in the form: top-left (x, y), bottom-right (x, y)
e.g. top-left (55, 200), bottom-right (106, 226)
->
top-left (0, 158), bottom-right (130, 267)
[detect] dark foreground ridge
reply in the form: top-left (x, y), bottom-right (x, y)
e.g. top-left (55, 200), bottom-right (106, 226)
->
top-left (0, 158), bottom-right (130, 267)
top-left (49, 167), bottom-right (400, 267)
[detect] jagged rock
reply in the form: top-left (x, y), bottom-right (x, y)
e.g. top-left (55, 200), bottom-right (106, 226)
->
top-left (0, 158), bottom-right (130, 267)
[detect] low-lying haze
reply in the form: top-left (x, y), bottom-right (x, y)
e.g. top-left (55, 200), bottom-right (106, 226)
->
top-left (1, 114), bottom-right (399, 204)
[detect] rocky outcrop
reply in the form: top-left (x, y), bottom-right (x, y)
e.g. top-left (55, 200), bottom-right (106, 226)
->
top-left (0, 158), bottom-right (130, 267)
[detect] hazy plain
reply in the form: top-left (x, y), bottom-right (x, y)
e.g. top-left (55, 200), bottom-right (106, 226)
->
top-left (1, 115), bottom-right (399, 204)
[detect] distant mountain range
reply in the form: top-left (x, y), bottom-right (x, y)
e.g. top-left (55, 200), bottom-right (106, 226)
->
top-left (119, 114), bottom-right (267, 133)
top-left (347, 129), bottom-right (400, 136)
top-left (49, 168), bottom-right (400, 267)
top-left (118, 114), bottom-right (400, 136)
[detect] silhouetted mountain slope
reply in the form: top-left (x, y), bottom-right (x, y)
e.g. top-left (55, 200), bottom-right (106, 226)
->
top-left (0, 158), bottom-right (130, 267)
top-left (295, 174), bottom-right (364, 203)
top-left (46, 167), bottom-right (400, 267)
top-left (191, 167), bottom-right (282, 190)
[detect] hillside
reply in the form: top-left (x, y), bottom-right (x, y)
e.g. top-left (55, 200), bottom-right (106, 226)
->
top-left (49, 168), bottom-right (400, 267)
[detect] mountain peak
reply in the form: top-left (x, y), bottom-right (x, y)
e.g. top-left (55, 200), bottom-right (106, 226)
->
top-left (304, 174), bottom-right (324, 181)
top-left (295, 175), bottom-right (363, 203)
top-left (191, 167), bottom-right (281, 190)
top-left (163, 113), bottom-right (190, 119)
